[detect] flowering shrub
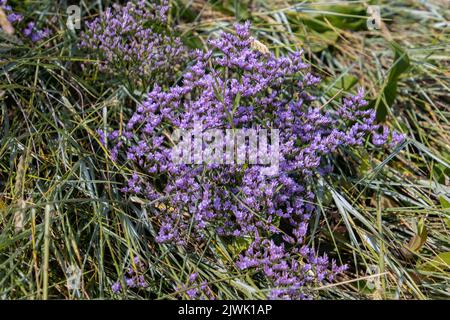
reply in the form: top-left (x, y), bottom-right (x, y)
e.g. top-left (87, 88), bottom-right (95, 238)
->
top-left (79, 0), bottom-right (186, 90)
top-left (100, 21), bottom-right (403, 299)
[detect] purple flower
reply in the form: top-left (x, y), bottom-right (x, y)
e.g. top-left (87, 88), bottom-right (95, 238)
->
top-left (22, 22), bottom-right (35, 37)
top-left (111, 255), bottom-right (148, 295)
top-left (186, 288), bottom-right (198, 299)
top-left (189, 273), bottom-right (198, 283)
top-left (390, 130), bottom-right (406, 147)
top-left (7, 12), bottom-right (22, 23)
top-left (372, 125), bottom-right (389, 146)
top-left (30, 28), bottom-right (51, 42)
top-left (111, 281), bottom-right (122, 294)
top-left (125, 277), bottom-right (136, 288)
top-left (21, 21), bottom-right (51, 42)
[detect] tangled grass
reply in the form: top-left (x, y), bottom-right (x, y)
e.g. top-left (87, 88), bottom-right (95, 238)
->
top-left (0, 0), bottom-right (448, 299)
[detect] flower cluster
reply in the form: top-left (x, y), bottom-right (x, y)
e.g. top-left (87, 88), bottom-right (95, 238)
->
top-left (0, 0), bottom-right (21, 23)
top-left (22, 21), bottom-right (51, 42)
top-left (111, 257), bottom-right (147, 294)
top-left (104, 22), bottom-right (403, 299)
top-left (79, 0), bottom-right (186, 89)
top-left (236, 235), bottom-right (347, 299)
top-left (0, 0), bottom-right (51, 42)
top-left (177, 273), bottom-right (215, 300)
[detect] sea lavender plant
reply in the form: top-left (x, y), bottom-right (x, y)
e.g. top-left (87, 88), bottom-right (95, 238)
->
top-left (79, 0), bottom-right (187, 90)
top-left (103, 22), bottom-right (404, 299)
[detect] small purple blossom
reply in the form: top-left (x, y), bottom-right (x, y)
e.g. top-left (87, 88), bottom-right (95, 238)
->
top-left (177, 273), bottom-right (215, 299)
top-left (390, 130), bottom-right (406, 148)
top-left (112, 257), bottom-right (147, 294)
top-left (111, 281), bottom-right (122, 294)
top-left (186, 289), bottom-right (198, 299)
top-left (7, 12), bottom-right (22, 23)
top-left (30, 28), bottom-right (51, 42)
top-left (21, 21), bottom-right (51, 42)
top-left (22, 22), bottom-right (35, 37)
top-left (189, 273), bottom-right (198, 283)
top-left (372, 125), bottom-right (389, 146)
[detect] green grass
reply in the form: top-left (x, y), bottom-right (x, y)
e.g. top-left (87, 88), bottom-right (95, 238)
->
top-left (0, 0), bottom-right (449, 299)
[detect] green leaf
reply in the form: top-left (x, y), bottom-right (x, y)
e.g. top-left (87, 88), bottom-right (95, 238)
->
top-left (338, 74), bottom-right (359, 90)
top-left (313, 30), bottom-right (339, 52)
top-left (405, 218), bottom-right (427, 252)
top-left (209, 0), bottom-right (251, 20)
top-left (433, 164), bottom-right (450, 185)
top-left (227, 237), bottom-right (252, 256)
top-left (173, 0), bottom-right (199, 23)
top-left (418, 252), bottom-right (450, 272)
top-left (439, 196), bottom-right (450, 209)
top-left (369, 41), bottom-right (411, 122)
top-left (289, 4), bottom-right (367, 33)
